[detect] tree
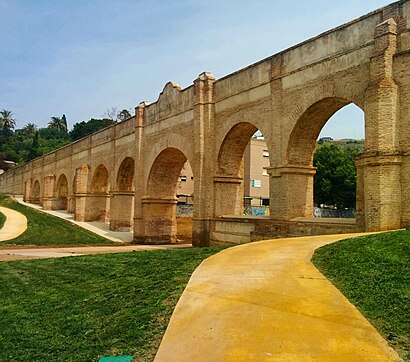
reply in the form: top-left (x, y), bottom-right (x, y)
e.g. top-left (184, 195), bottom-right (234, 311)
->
top-left (104, 107), bottom-right (132, 121)
top-left (313, 143), bottom-right (361, 209)
top-left (117, 109), bottom-right (131, 121)
top-left (69, 118), bottom-right (116, 141)
top-left (48, 115), bottom-right (67, 132)
top-left (0, 109), bottom-right (16, 130)
top-left (103, 107), bottom-right (118, 121)
top-left (22, 123), bottom-right (38, 138)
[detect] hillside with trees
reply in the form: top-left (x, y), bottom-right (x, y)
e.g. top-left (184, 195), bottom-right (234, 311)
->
top-left (0, 108), bottom-right (130, 167)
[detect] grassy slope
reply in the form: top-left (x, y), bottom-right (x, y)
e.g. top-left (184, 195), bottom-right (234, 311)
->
top-left (312, 231), bottom-right (410, 360)
top-left (0, 247), bottom-right (225, 361)
top-left (0, 210), bottom-right (5, 230)
top-left (0, 195), bottom-right (113, 246)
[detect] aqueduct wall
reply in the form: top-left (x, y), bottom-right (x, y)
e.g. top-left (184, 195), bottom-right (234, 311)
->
top-left (2, 0), bottom-right (410, 246)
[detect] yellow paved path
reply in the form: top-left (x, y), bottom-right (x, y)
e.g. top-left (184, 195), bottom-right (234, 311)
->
top-left (0, 206), bottom-right (27, 241)
top-left (155, 233), bottom-right (402, 362)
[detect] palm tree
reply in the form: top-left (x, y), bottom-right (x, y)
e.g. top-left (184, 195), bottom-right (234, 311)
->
top-left (23, 123), bottom-right (38, 137)
top-left (0, 109), bottom-right (16, 130)
top-left (48, 115), bottom-right (67, 132)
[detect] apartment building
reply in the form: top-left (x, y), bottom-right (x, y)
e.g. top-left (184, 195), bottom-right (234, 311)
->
top-left (178, 136), bottom-right (270, 207)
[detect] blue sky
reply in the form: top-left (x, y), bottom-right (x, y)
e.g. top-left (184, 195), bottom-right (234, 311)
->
top-left (1, 0), bottom-right (392, 138)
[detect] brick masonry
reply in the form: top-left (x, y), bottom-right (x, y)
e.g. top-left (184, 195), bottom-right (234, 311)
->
top-left (1, 1), bottom-right (410, 245)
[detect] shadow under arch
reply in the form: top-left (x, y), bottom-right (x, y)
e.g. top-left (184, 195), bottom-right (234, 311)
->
top-left (31, 179), bottom-right (41, 204)
top-left (110, 157), bottom-right (135, 231)
top-left (215, 121), bottom-right (270, 216)
top-left (143, 147), bottom-right (191, 244)
top-left (87, 164), bottom-right (110, 222)
top-left (116, 157), bottom-right (135, 191)
top-left (54, 174), bottom-right (68, 210)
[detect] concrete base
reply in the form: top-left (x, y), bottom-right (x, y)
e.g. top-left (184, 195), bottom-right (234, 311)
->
top-left (209, 216), bottom-right (360, 245)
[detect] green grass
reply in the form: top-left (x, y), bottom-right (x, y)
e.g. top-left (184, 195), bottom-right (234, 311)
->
top-left (312, 231), bottom-right (410, 360)
top-left (0, 210), bottom-right (5, 230)
top-left (0, 247), bottom-right (225, 361)
top-left (0, 195), bottom-right (114, 246)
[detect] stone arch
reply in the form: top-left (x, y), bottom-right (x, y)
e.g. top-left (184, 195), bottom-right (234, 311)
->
top-left (147, 148), bottom-right (188, 198)
top-left (87, 164), bottom-right (110, 222)
top-left (110, 157), bottom-right (135, 231)
top-left (145, 133), bottom-right (195, 183)
top-left (116, 157), bottom-right (135, 191)
top-left (55, 174), bottom-right (68, 210)
top-left (143, 147), bottom-right (191, 243)
top-left (91, 164), bottom-right (110, 193)
top-left (286, 97), bottom-right (362, 166)
top-left (218, 122), bottom-right (261, 176)
top-left (31, 179), bottom-right (41, 204)
top-left (215, 121), bottom-right (270, 216)
top-left (275, 97), bottom-right (365, 221)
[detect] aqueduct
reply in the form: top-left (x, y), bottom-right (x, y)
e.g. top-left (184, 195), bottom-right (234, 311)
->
top-left (1, 1), bottom-right (410, 246)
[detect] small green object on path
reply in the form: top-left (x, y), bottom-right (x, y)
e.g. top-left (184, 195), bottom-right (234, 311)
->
top-left (99, 356), bottom-right (133, 362)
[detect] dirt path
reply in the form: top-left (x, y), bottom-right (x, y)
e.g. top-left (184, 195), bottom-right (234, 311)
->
top-left (0, 206), bottom-right (28, 242)
top-left (0, 243), bottom-right (191, 261)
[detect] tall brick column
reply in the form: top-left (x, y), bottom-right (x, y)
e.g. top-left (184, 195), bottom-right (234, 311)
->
top-left (213, 176), bottom-right (243, 216)
top-left (192, 72), bottom-right (216, 246)
top-left (110, 190), bottom-right (134, 231)
top-left (133, 102), bottom-right (147, 243)
top-left (74, 164), bottom-right (89, 221)
top-left (23, 178), bottom-right (32, 203)
top-left (42, 175), bottom-right (55, 210)
top-left (268, 165), bottom-right (316, 220)
top-left (357, 18), bottom-right (402, 231)
top-left (141, 197), bottom-right (178, 243)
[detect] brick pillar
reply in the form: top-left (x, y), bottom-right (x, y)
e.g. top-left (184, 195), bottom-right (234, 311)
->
top-left (192, 72), bottom-right (216, 246)
top-left (213, 176), bottom-right (243, 216)
top-left (141, 197), bottom-right (178, 244)
top-left (357, 155), bottom-right (402, 231)
top-left (67, 194), bottom-right (76, 213)
top-left (133, 102), bottom-right (147, 243)
top-left (360, 18), bottom-right (402, 231)
top-left (268, 165), bottom-right (316, 220)
top-left (74, 164), bottom-right (89, 221)
top-left (110, 190), bottom-right (134, 231)
top-left (23, 179), bottom-right (32, 202)
top-left (42, 175), bottom-right (56, 210)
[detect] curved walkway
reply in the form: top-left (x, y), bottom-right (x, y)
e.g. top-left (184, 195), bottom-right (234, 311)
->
top-left (0, 206), bottom-right (27, 242)
top-left (155, 233), bottom-right (401, 362)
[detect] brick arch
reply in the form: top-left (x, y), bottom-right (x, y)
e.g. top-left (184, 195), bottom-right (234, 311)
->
top-left (90, 164), bottom-right (110, 193)
top-left (286, 97), bottom-right (364, 166)
top-left (147, 147), bottom-right (188, 198)
top-left (217, 122), bottom-right (260, 176)
top-left (55, 174), bottom-right (69, 210)
top-left (146, 133), bottom-right (195, 180)
top-left (56, 174), bottom-right (68, 197)
top-left (116, 157), bottom-right (135, 191)
top-left (31, 179), bottom-right (41, 203)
